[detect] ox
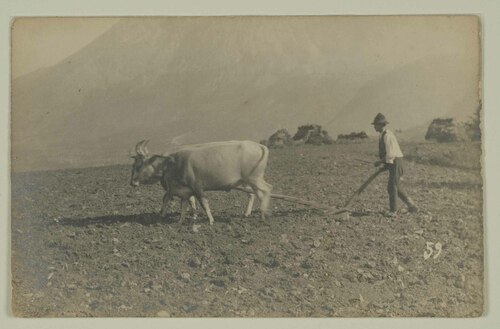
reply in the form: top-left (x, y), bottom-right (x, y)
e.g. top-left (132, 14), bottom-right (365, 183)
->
top-left (130, 140), bottom-right (272, 225)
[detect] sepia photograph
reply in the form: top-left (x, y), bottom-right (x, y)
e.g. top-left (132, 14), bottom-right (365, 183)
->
top-left (9, 14), bottom-right (485, 318)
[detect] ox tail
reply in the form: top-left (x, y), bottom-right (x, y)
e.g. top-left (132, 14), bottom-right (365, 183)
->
top-left (247, 143), bottom-right (269, 178)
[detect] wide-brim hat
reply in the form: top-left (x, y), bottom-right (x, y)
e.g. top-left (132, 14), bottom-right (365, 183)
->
top-left (372, 113), bottom-right (389, 125)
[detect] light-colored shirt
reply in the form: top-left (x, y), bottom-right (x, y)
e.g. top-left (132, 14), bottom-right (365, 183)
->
top-left (380, 128), bottom-right (403, 164)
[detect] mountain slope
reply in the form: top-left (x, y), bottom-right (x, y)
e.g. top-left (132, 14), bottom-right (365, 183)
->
top-left (327, 55), bottom-right (480, 137)
top-left (11, 17), bottom-right (480, 171)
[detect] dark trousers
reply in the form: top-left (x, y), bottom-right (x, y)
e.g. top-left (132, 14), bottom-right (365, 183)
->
top-left (387, 157), bottom-right (413, 212)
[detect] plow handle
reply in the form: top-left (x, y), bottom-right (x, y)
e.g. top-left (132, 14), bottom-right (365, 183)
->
top-left (343, 167), bottom-right (386, 208)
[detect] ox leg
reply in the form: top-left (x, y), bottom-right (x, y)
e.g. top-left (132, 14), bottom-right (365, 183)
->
top-left (179, 198), bottom-right (189, 224)
top-left (197, 196), bottom-right (215, 225)
top-left (244, 193), bottom-right (256, 217)
top-left (160, 192), bottom-right (173, 217)
top-left (188, 196), bottom-right (198, 220)
top-left (249, 179), bottom-right (272, 220)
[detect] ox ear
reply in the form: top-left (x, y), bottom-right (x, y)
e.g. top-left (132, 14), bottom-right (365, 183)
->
top-left (162, 155), bottom-right (176, 170)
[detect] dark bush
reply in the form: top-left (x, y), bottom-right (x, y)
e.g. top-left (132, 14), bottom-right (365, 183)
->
top-left (425, 118), bottom-right (468, 143)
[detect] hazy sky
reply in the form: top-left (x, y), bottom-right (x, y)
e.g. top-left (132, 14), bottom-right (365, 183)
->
top-left (9, 16), bottom-right (482, 172)
top-left (11, 17), bottom-right (118, 78)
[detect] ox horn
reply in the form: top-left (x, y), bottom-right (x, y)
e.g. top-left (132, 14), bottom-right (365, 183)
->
top-left (135, 139), bottom-right (150, 156)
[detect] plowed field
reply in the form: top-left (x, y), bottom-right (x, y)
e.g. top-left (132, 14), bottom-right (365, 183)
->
top-left (11, 141), bottom-right (483, 317)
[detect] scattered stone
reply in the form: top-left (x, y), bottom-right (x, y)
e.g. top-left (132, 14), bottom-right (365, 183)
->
top-left (335, 211), bottom-right (350, 221)
top-left (342, 273), bottom-right (357, 283)
top-left (157, 310), bottom-right (170, 317)
top-left (363, 272), bottom-right (374, 280)
top-left (301, 260), bottom-right (313, 269)
top-left (366, 261), bottom-right (377, 269)
top-left (359, 294), bottom-right (368, 307)
top-left (267, 258), bottom-right (280, 268)
top-left (152, 284), bottom-right (162, 291)
top-left (188, 257), bottom-right (202, 268)
top-left (192, 225), bottom-right (201, 233)
top-left (398, 265), bottom-right (405, 272)
top-left (180, 273), bottom-right (191, 281)
top-left (144, 288), bottom-right (152, 293)
top-left (313, 240), bottom-right (322, 248)
top-left (392, 256), bottom-right (398, 265)
top-left (238, 286), bottom-right (248, 294)
top-left (398, 278), bottom-right (406, 289)
top-left (224, 254), bottom-right (237, 265)
top-left (210, 279), bottom-right (225, 288)
top-left (112, 238), bottom-right (120, 244)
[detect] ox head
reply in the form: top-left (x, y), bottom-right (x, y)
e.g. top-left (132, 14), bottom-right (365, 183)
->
top-left (130, 140), bottom-right (166, 187)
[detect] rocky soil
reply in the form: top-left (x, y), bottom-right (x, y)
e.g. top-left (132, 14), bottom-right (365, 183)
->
top-left (11, 141), bottom-right (483, 317)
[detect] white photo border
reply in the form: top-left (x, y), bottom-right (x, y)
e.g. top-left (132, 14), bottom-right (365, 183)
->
top-left (1, 1), bottom-right (499, 328)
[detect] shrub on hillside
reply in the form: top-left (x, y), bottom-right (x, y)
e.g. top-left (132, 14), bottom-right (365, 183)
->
top-left (464, 105), bottom-right (481, 141)
top-left (266, 128), bottom-right (293, 148)
top-left (425, 118), bottom-right (468, 143)
top-left (292, 124), bottom-right (333, 145)
top-left (336, 131), bottom-right (369, 143)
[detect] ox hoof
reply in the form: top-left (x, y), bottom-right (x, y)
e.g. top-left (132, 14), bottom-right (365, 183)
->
top-left (261, 211), bottom-right (272, 220)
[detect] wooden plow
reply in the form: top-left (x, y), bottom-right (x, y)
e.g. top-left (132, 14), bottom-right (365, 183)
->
top-left (234, 166), bottom-right (386, 217)
top-left (343, 167), bottom-right (386, 208)
top-left (233, 187), bottom-right (348, 215)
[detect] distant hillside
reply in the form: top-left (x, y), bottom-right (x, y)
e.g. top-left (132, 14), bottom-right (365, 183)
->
top-left (327, 55), bottom-right (479, 137)
top-left (11, 17), bottom-right (480, 171)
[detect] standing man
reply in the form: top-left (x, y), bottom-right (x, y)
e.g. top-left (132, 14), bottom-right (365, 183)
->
top-left (372, 113), bottom-right (418, 215)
